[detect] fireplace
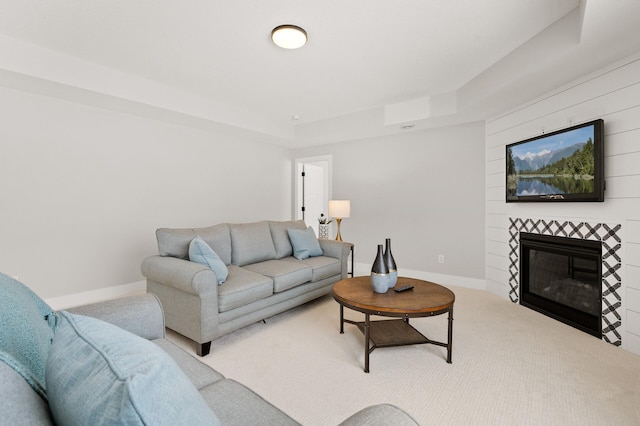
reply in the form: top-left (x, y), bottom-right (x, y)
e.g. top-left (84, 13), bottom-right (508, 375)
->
top-left (520, 232), bottom-right (602, 338)
top-left (508, 218), bottom-right (622, 346)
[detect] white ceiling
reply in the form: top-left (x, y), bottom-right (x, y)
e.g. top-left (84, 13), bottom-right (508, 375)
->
top-left (0, 0), bottom-right (639, 147)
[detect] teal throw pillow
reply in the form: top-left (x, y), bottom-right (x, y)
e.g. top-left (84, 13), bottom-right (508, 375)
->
top-left (287, 227), bottom-right (323, 260)
top-left (189, 235), bottom-right (228, 284)
top-left (46, 311), bottom-right (220, 425)
top-left (0, 273), bottom-right (57, 400)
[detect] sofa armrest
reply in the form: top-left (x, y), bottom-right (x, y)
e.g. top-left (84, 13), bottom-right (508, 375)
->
top-left (338, 404), bottom-right (419, 426)
top-left (319, 239), bottom-right (351, 260)
top-left (66, 293), bottom-right (165, 340)
top-left (141, 255), bottom-right (219, 296)
top-left (319, 240), bottom-right (352, 279)
top-left (141, 255), bottom-right (220, 354)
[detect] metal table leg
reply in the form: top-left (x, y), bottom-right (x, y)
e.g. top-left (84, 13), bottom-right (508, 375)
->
top-left (364, 313), bottom-right (370, 373)
top-left (447, 307), bottom-right (454, 363)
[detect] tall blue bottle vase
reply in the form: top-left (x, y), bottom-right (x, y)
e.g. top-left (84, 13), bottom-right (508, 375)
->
top-left (383, 238), bottom-right (398, 289)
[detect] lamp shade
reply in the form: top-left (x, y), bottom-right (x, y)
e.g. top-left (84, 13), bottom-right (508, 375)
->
top-left (328, 200), bottom-right (350, 218)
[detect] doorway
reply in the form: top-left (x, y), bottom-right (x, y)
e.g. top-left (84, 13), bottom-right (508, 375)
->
top-left (294, 155), bottom-right (332, 235)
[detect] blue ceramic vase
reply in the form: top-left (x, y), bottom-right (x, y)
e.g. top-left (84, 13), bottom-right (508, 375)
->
top-left (370, 244), bottom-right (389, 293)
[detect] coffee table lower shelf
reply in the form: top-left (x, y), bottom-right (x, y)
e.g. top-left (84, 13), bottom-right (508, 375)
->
top-left (354, 319), bottom-right (433, 347)
top-left (343, 317), bottom-right (450, 372)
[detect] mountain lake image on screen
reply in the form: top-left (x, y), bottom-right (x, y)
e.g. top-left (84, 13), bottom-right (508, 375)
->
top-left (506, 119), bottom-right (604, 202)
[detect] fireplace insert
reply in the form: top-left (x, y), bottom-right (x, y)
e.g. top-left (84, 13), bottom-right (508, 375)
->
top-left (520, 232), bottom-right (602, 338)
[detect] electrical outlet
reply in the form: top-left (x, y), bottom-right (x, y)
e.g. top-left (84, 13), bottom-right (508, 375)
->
top-left (438, 255), bottom-right (445, 264)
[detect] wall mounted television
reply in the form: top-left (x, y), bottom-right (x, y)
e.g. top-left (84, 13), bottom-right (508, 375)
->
top-left (506, 119), bottom-right (604, 202)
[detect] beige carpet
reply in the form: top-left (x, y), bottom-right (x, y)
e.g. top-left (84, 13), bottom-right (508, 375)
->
top-left (167, 285), bottom-right (640, 425)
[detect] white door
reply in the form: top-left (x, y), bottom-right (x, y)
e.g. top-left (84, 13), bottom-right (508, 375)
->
top-left (295, 156), bottom-right (332, 236)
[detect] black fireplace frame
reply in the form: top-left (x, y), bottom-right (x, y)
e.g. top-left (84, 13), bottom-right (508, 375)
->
top-left (519, 232), bottom-right (602, 338)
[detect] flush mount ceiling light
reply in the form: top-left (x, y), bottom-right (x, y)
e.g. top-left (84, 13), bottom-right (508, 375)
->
top-left (271, 25), bottom-right (307, 49)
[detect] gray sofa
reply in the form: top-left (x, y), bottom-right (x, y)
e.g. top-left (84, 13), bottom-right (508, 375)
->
top-left (0, 276), bottom-right (419, 425)
top-left (141, 220), bottom-right (351, 356)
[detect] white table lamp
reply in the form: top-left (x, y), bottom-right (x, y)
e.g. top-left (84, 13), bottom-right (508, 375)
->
top-left (328, 200), bottom-right (350, 241)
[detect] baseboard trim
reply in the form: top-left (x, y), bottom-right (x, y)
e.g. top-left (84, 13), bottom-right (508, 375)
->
top-left (45, 280), bottom-right (146, 311)
top-left (354, 263), bottom-right (486, 291)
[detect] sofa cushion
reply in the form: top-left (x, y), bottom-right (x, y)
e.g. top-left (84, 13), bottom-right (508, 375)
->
top-left (282, 256), bottom-right (342, 282)
top-left (269, 220), bottom-right (307, 259)
top-left (243, 260), bottom-right (313, 293)
top-left (189, 235), bottom-right (229, 284)
top-left (200, 379), bottom-right (299, 426)
top-left (46, 311), bottom-right (220, 425)
top-left (152, 339), bottom-right (224, 390)
top-left (217, 266), bottom-right (274, 312)
top-left (156, 227), bottom-right (196, 259)
top-left (288, 226), bottom-right (323, 260)
top-left (0, 273), bottom-right (56, 400)
top-left (157, 224), bottom-right (231, 264)
top-left (197, 224), bottom-right (232, 265)
top-left (230, 221), bottom-right (277, 266)
top-left (0, 360), bottom-right (54, 425)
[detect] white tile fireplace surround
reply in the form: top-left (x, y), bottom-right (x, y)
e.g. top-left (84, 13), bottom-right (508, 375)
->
top-left (508, 217), bottom-right (622, 346)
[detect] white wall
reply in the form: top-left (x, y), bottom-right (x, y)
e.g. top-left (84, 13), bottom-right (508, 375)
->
top-left (0, 86), bottom-right (293, 300)
top-left (485, 51), bottom-right (640, 354)
top-left (295, 122), bottom-right (486, 287)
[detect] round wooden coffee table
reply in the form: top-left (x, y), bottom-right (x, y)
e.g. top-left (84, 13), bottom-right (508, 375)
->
top-left (332, 276), bottom-right (455, 372)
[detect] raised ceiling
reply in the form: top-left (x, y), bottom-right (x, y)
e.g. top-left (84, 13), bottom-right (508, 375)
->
top-left (0, 1), bottom-right (639, 147)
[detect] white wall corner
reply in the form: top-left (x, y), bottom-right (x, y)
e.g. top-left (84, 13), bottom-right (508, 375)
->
top-left (384, 92), bottom-right (457, 126)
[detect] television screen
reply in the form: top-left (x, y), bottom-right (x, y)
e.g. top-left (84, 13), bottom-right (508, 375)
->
top-left (506, 119), bottom-right (604, 202)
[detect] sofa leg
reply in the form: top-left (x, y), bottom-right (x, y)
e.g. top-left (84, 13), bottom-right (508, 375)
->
top-left (197, 341), bottom-right (211, 357)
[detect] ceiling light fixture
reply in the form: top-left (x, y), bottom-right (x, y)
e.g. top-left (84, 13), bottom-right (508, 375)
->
top-left (271, 25), bottom-right (307, 49)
